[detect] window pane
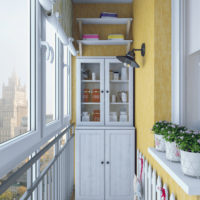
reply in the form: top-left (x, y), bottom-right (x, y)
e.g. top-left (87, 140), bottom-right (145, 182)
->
top-left (64, 47), bottom-right (68, 116)
top-left (45, 20), bottom-right (56, 124)
top-left (0, 0), bottom-right (31, 144)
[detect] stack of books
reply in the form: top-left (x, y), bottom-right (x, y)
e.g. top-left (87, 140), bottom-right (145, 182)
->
top-left (108, 34), bottom-right (124, 40)
top-left (100, 12), bottom-right (118, 18)
top-left (82, 34), bottom-right (99, 40)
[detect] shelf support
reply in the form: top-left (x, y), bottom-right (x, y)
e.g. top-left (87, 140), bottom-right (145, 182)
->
top-left (126, 42), bottom-right (131, 54)
top-left (126, 20), bottom-right (131, 39)
top-left (78, 21), bottom-right (83, 39)
top-left (79, 42), bottom-right (82, 56)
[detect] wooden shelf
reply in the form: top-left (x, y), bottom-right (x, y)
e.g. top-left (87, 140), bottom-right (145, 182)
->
top-left (148, 148), bottom-right (200, 195)
top-left (77, 18), bottom-right (132, 39)
top-left (81, 102), bottom-right (100, 105)
top-left (110, 80), bottom-right (129, 83)
top-left (110, 102), bottom-right (129, 105)
top-left (82, 80), bottom-right (100, 83)
top-left (77, 40), bottom-right (132, 56)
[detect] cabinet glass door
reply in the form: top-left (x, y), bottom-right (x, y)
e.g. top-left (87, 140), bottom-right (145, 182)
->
top-left (105, 59), bottom-right (133, 126)
top-left (77, 59), bottom-right (104, 125)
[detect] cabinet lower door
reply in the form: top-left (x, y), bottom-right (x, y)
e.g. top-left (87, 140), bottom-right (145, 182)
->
top-left (105, 130), bottom-right (134, 200)
top-left (75, 130), bottom-right (105, 200)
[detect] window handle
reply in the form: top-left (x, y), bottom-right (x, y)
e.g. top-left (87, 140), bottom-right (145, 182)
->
top-left (101, 90), bottom-right (104, 93)
top-left (106, 90), bottom-right (109, 93)
top-left (101, 161), bottom-right (104, 165)
top-left (41, 41), bottom-right (54, 64)
top-left (106, 161), bottom-right (110, 164)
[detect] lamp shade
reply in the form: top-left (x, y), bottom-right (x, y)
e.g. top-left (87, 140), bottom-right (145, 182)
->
top-left (116, 52), bottom-right (140, 68)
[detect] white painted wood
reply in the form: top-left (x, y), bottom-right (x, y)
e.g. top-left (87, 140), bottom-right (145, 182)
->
top-left (141, 155), bottom-right (145, 199)
top-left (76, 58), bottom-right (105, 126)
top-left (73, 0), bottom-right (133, 3)
top-left (144, 160), bottom-right (148, 200)
top-left (137, 150), bottom-right (139, 178)
top-left (170, 193), bottom-right (175, 200)
top-left (105, 130), bottom-right (134, 200)
top-left (105, 58), bottom-right (133, 126)
top-left (148, 147), bottom-right (200, 195)
top-left (152, 170), bottom-right (156, 200)
top-left (75, 130), bottom-right (105, 200)
top-left (77, 40), bottom-right (132, 46)
top-left (77, 18), bottom-right (133, 25)
top-left (76, 126), bottom-right (135, 130)
top-left (163, 184), bottom-right (168, 200)
top-left (157, 176), bottom-right (162, 200)
top-left (148, 165), bottom-right (152, 200)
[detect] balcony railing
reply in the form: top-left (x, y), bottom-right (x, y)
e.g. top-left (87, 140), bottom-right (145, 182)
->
top-left (0, 123), bottom-right (75, 200)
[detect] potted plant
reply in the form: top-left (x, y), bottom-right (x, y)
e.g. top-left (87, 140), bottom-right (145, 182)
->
top-left (176, 130), bottom-right (200, 177)
top-left (152, 121), bottom-right (170, 152)
top-left (163, 124), bottom-right (186, 162)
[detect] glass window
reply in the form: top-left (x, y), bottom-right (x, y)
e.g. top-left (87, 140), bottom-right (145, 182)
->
top-left (63, 46), bottom-right (68, 117)
top-left (0, 0), bottom-right (32, 144)
top-left (45, 20), bottom-right (56, 124)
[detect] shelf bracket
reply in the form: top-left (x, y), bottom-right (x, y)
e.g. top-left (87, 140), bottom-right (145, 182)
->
top-left (78, 21), bottom-right (83, 39)
top-left (79, 42), bottom-right (83, 56)
top-left (126, 42), bottom-right (131, 54)
top-left (126, 20), bottom-right (131, 39)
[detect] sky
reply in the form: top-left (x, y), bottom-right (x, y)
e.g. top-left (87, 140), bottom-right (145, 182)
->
top-left (0, 0), bottom-right (30, 97)
top-left (0, 1), bottom-right (55, 117)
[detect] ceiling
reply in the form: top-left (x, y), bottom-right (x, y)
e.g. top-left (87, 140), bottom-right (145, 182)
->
top-left (73, 0), bottom-right (132, 3)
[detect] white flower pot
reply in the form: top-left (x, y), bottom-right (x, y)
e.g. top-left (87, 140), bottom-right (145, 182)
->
top-left (180, 150), bottom-right (200, 177)
top-left (154, 134), bottom-right (165, 152)
top-left (165, 141), bottom-right (180, 162)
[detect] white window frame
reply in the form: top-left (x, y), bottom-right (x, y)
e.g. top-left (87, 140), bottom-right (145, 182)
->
top-left (0, 0), bottom-right (41, 178)
top-left (171, 0), bottom-right (186, 125)
top-left (62, 45), bottom-right (72, 127)
top-left (41, 10), bottom-right (62, 138)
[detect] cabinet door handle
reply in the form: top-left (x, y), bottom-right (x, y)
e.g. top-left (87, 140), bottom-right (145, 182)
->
top-left (101, 161), bottom-right (104, 165)
top-left (101, 90), bottom-right (104, 93)
top-left (106, 161), bottom-right (110, 164)
top-left (106, 90), bottom-right (109, 93)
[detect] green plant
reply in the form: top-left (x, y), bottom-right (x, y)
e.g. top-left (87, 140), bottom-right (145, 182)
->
top-left (152, 121), bottom-right (171, 135)
top-left (163, 124), bottom-right (187, 143)
top-left (176, 130), bottom-right (200, 153)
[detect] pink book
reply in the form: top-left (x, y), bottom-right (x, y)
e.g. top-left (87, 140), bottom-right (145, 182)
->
top-left (83, 34), bottom-right (99, 40)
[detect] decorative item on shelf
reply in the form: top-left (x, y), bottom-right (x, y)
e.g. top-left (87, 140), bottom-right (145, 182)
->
top-left (82, 34), bottom-right (99, 40)
top-left (92, 72), bottom-right (96, 80)
top-left (121, 67), bottom-right (128, 80)
top-left (83, 88), bottom-right (90, 102)
top-left (92, 110), bottom-right (100, 121)
top-left (100, 12), bottom-right (118, 18)
top-left (116, 43), bottom-right (145, 68)
top-left (119, 111), bottom-right (128, 122)
top-left (121, 91), bottom-right (127, 103)
top-left (110, 112), bottom-right (118, 122)
top-left (112, 94), bottom-right (116, 103)
top-left (113, 72), bottom-right (119, 80)
top-left (82, 112), bottom-right (90, 122)
top-left (81, 68), bottom-right (90, 80)
top-left (152, 121), bottom-right (171, 152)
top-left (108, 34), bottom-right (124, 40)
top-left (91, 89), bottom-right (100, 102)
top-left (176, 129), bottom-right (200, 177)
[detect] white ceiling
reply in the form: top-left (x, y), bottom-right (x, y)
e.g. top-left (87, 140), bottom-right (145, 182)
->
top-left (73, 0), bottom-right (132, 3)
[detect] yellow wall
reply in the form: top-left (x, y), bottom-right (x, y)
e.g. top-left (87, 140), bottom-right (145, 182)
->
top-left (134, 0), bottom-right (199, 199)
top-left (72, 3), bottom-right (133, 123)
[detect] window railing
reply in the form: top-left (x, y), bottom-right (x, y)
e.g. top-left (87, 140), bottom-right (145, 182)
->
top-left (0, 123), bottom-right (75, 200)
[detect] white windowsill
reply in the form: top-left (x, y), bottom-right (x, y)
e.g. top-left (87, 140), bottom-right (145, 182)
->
top-left (148, 147), bottom-right (200, 196)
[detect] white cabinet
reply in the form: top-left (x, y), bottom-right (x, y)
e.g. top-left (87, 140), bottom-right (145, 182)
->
top-left (75, 130), bottom-right (105, 200)
top-left (76, 57), bottom-right (134, 126)
top-left (75, 129), bottom-right (135, 200)
top-left (105, 130), bottom-right (134, 200)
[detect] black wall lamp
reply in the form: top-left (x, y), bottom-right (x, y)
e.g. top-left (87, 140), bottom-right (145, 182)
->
top-left (116, 43), bottom-right (145, 68)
